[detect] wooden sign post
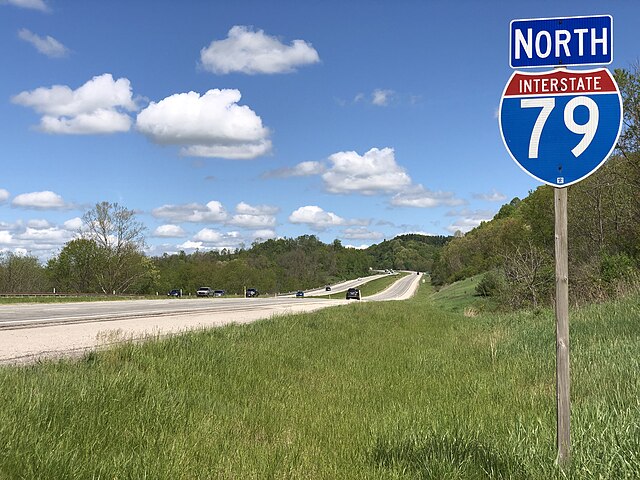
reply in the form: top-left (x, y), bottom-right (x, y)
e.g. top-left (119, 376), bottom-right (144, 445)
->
top-left (554, 187), bottom-right (570, 466)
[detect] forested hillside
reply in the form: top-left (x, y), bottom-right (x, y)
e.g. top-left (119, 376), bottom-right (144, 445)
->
top-left (152, 234), bottom-right (449, 295)
top-left (431, 65), bottom-right (640, 308)
top-left (366, 234), bottom-right (449, 273)
top-left (152, 236), bottom-right (372, 295)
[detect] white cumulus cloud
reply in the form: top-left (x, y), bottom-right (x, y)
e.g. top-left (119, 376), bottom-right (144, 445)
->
top-left (252, 229), bottom-right (276, 241)
top-left (11, 73), bottom-right (136, 134)
top-left (472, 189), bottom-right (507, 202)
top-left (17, 226), bottom-right (70, 243)
top-left (193, 228), bottom-right (224, 243)
top-left (0, 189), bottom-right (9, 203)
top-left (12, 190), bottom-right (67, 209)
top-left (262, 160), bottom-right (325, 178)
top-left (289, 205), bottom-right (368, 231)
top-left (229, 214), bottom-right (276, 229)
top-left (63, 217), bottom-right (83, 230)
top-left (0, 219), bottom-right (77, 259)
top-left (235, 202), bottom-right (278, 216)
top-left (176, 240), bottom-right (204, 251)
top-left (2, 0), bottom-right (48, 11)
top-left (372, 89), bottom-right (395, 106)
top-left (152, 201), bottom-right (228, 223)
top-left (391, 185), bottom-right (465, 208)
top-left (0, 231), bottom-right (14, 245)
top-left (445, 209), bottom-right (494, 234)
top-left (136, 89), bottom-right (271, 159)
top-left (322, 147), bottom-right (412, 195)
top-left (153, 224), bottom-right (186, 238)
top-left (18, 28), bottom-right (68, 57)
top-left (228, 202), bottom-right (278, 229)
top-left (342, 227), bottom-right (384, 240)
top-left (27, 219), bottom-right (51, 229)
top-left (189, 229), bottom-right (244, 250)
top-left (200, 25), bottom-right (320, 75)
top-left (344, 244), bottom-right (370, 250)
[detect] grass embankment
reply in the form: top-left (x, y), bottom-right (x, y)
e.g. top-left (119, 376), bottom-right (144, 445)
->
top-left (1, 281), bottom-right (639, 478)
top-left (429, 274), bottom-right (497, 314)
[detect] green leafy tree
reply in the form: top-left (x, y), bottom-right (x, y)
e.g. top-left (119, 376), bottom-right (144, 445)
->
top-left (81, 201), bottom-right (151, 294)
top-left (0, 253), bottom-right (49, 293)
top-left (47, 238), bottom-right (101, 293)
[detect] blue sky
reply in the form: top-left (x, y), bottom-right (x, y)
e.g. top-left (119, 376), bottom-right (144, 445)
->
top-left (1, 0), bottom-right (638, 259)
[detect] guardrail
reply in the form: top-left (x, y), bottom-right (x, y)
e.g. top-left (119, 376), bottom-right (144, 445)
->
top-left (0, 293), bottom-right (142, 298)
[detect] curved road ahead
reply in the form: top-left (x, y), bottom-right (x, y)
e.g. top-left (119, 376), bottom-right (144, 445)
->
top-left (0, 273), bottom-right (423, 365)
top-left (281, 273), bottom-right (389, 297)
top-left (364, 272), bottom-right (422, 301)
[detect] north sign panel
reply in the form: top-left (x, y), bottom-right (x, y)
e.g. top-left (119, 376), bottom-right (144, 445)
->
top-left (510, 15), bottom-right (612, 68)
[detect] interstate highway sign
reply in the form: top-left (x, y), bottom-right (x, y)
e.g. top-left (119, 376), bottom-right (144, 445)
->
top-left (510, 15), bottom-right (612, 68)
top-left (499, 68), bottom-right (622, 187)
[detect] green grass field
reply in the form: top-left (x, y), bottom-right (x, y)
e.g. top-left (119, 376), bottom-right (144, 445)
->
top-left (428, 274), bottom-right (498, 314)
top-left (1, 280), bottom-right (639, 478)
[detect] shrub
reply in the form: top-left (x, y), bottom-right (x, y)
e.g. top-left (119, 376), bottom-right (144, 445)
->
top-left (600, 253), bottom-right (639, 296)
top-left (475, 270), bottom-right (506, 297)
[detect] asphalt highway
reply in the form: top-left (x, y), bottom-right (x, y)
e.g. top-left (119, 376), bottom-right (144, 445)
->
top-left (291, 273), bottom-right (389, 297)
top-left (0, 296), bottom-right (344, 330)
top-left (0, 273), bottom-right (423, 364)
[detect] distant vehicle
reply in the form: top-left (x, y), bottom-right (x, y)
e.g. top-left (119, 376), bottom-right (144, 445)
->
top-left (325, 286), bottom-right (331, 291)
top-left (346, 288), bottom-right (361, 300)
top-left (417, 271), bottom-right (420, 275)
top-left (296, 291), bottom-right (304, 297)
top-left (213, 290), bottom-right (225, 297)
top-left (246, 288), bottom-right (259, 298)
top-left (196, 287), bottom-right (214, 297)
top-left (167, 289), bottom-right (181, 297)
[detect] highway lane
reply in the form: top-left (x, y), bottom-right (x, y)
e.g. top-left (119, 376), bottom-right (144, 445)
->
top-left (0, 274), bottom-right (423, 364)
top-left (298, 273), bottom-right (389, 297)
top-left (364, 272), bottom-right (423, 301)
top-left (0, 297), bottom-right (348, 364)
top-left (0, 296), bottom-right (345, 330)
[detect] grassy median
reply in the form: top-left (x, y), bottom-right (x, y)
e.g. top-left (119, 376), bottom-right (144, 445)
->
top-left (0, 283), bottom-right (639, 478)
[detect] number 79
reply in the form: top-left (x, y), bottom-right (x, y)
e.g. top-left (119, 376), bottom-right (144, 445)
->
top-left (521, 96), bottom-right (599, 159)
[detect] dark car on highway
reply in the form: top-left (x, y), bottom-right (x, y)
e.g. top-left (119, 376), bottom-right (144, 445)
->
top-left (167, 289), bottom-right (181, 297)
top-left (325, 285), bottom-right (331, 291)
top-left (246, 288), bottom-right (259, 298)
top-left (346, 288), bottom-right (361, 300)
top-left (296, 290), bottom-right (304, 297)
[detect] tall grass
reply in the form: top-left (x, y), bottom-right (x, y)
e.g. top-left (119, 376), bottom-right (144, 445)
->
top-left (0, 284), bottom-right (638, 478)
top-left (428, 274), bottom-right (497, 314)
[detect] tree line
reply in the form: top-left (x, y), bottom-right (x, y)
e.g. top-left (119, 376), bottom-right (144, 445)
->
top-left (1, 213), bottom-right (448, 295)
top-left (431, 65), bottom-right (640, 308)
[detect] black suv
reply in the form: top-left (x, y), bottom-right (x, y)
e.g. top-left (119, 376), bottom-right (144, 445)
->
top-left (345, 288), bottom-right (361, 300)
top-left (246, 288), bottom-right (259, 297)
